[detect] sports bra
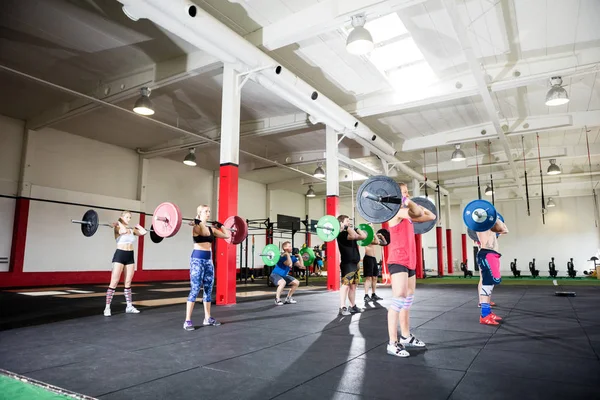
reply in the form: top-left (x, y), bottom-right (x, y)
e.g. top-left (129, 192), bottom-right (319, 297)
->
top-left (193, 227), bottom-right (214, 243)
top-left (116, 229), bottom-right (136, 245)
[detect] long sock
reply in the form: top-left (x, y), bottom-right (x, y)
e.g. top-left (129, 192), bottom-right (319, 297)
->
top-left (124, 287), bottom-right (132, 306)
top-left (105, 287), bottom-right (116, 307)
top-left (481, 303), bottom-right (491, 317)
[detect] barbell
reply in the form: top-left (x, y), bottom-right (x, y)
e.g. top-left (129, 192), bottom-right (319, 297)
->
top-left (463, 199), bottom-right (505, 240)
top-left (355, 175), bottom-right (438, 234)
top-left (71, 202), bottom-right (249, 245)
top-left (260, 244), bottom-right (316, 267)
top-left (311, 215), bottom-right (390, 246)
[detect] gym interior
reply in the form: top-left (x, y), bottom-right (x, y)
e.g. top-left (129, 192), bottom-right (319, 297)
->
top-left (0, 0), bottom-right (599, 399)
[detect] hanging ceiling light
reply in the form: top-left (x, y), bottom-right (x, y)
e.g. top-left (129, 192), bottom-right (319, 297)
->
top-left (306, 185), bottom-right (316, 198)
top-left (133, 87), bottom-right (155, 115)
top-left (545, 76), bottom-right (569, 106)
top-left (183, 148), bottom-right (196, 166)
top-left (313, 163), bottom-right (325, 178)
top-left (485, 184), bottom-right (494, 196)
top-left (346, 14), bottom-right (374, 55)
top-left (451, 144), bottom-right (466, 161)
top-left (547, 197), bottom-right (556, 208)
top-left (546, 159), bottom-right (561, 175)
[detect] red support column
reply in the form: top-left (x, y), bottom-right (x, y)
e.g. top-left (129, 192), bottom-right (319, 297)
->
top-left (216, 164), bottom-right (238, 305)
top-left (326, 196), bottom-right (340, 291)
top-left (436, 226), bottom-right (444, 277)
top-left (446, 229), bottom-right (453, 274)
top-left (415, 234), bottom-right (423, 279)
top-left (10, 198), bottom-right (30, 274)
top-left (137, 213), bottom-right (145, 271)
top-left (461, 233), bottom-right (467, 264)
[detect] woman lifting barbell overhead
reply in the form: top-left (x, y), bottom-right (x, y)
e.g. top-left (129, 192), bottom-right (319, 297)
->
top-left (104, 210), bottom-right (147, 317)
top-left (183, 205), bottom-right (230, 331)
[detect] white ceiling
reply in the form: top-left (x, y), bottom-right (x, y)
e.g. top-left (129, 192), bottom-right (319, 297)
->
top-left (0, 0), bottom-right (599, 204)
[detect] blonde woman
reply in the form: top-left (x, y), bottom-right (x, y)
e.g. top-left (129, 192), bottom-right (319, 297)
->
top-left (183, 205), bottom-right (229, 331)
top-left (104, 211), bottom-right (147, 317)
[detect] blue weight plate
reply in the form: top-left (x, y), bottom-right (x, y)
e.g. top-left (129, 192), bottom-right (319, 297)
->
top-left (463, 199), bottom-right (497, 232)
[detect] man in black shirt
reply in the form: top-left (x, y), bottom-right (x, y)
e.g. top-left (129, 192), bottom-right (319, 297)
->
top-left (336, 214), bottom-right (367, 316)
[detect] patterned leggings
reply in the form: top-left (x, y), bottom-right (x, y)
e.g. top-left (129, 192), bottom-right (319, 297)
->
top-left (187, 251), bottom-right (215, 303)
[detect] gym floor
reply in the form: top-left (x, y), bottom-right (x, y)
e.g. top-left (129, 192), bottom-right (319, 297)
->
top-left (1, 284), bottom-right (599, 399)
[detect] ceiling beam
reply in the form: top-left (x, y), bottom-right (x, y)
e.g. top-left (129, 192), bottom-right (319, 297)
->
top-left (247, 0), bottom-right (427, 50)
top-left (337, 154), bottom-right (381, 177)
top-left (349, 47), bottom-right (600, 118)
top-left (444, 0), bottom-right (525, 200)
top-left (26, 51), bottom-right (221, 130)
top-left (402, 111), bottom-right (600, 151)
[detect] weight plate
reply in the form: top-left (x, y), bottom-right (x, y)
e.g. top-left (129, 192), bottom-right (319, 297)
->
top-left (300, 247), bottom-right (315, 267)
top-left (152, 202), bottom-right (183, 238)
top-left (412, 197), bottom-right (438, 234)
top-left (223, 216), bottom-right (248, 245)
top-left (356, 224), bottom-right (374, 246)
top-left (463, 199), bottom-right (497, 232)
top-left (377, 228), bottom-right (390, 246)
top-left (467, 228), bottom-right (479, 242)
top-left (261, 244), bottom-right (281, 267)
top-left (81, 209), bottom-right (99, 237)
top-left (316, 215), bottom-right (340, 242)
top-left (150, 224), bottom-right (164, 243)
top-left (356, 176), bottom-right (402, 223)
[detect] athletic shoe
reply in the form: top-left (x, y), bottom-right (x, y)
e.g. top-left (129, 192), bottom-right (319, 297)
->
top-left (349, 305), bottom-right (364, 313)
top-left (275, 298), bottom-right (284, 306)
top-left (371, 293), bottom-right (383, 301)
top-left (284, 297), bottom-right (297, 304)
top-left (399, 334), bottom-right (426, 348)
top-left (103, 307), bottom-right (111, 317)
top-left (125, 305), bottom-right (140, 314)
top-left (203, 317), bottom-right (221, 326)
top-left (387, 342), bottom-right (410, 358)
top-left (339, 307), bottom-right (351, 316)
top-left (364, 294), bottom-right (371, 302)
top-left (183, 321), bottom-right (195, 331)
top-left (490, 313), bottom-right (503, 321)
top-left (480, 314), bottom-right (499, 325)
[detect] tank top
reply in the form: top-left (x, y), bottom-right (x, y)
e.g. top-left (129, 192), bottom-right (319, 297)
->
top-left (387, 218), bottom-right (416, 270)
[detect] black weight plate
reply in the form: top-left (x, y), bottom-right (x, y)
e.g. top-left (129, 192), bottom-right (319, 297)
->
top-left (356, 175), bottom-right (402, 223)
top-left (81, 209), bottom-right (99, 237)
top-left (376, 228), bottom-right (390, 246)
top-left (150, 224), bottom-right (164, 243)
top-left (412, 197), bottom-right (438, 234)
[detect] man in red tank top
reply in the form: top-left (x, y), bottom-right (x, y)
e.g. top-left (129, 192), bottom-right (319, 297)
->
top-left (385, 182), bottom-right (436, 358)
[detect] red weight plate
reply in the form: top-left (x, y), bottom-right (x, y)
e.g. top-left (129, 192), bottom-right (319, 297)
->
top-left (224, 216), bottom-right (248, 245)
top-left (152, 202), bottom-right (183, 238)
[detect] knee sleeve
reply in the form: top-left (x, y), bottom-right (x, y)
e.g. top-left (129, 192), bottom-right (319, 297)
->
top-left (480, 285), bottom-right (494, 297)
top-left (402, 295), bottom-right (414, 309)
top-left (390, 296), bottom-right (405, 312)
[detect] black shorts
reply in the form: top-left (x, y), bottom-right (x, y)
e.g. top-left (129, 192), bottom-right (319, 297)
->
top-left (363, 256), bottom-right (378, 277)
top-left (389, 263), bottom-right (416, 277)
top-left (112, 249), bottom-right (135, 265)
top-left (340, 262), bottom-right (358, 276)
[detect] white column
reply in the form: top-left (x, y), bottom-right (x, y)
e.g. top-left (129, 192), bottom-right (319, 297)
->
top-left (445, 195), bottom-right (452, 228)
top-left (137, 157), bottom-right (149, 211)
top-left (18, 128), bottom-right (35, 197)
top-left (220, 64), bottom-right (241, 165)
top-left (326, 125), bottom-right (339, 197)
top-left (412, 178), bottom-right (421, 197)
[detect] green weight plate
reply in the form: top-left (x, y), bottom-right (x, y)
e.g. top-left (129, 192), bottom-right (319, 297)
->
top-left (316, 215), bottom-right (340, 242)
top-left (356, 224), bottom-right (374, 246)
top-left (261, 244), bottom-right (281, 267)
top-left (300, 247), bottom-right (315, 267)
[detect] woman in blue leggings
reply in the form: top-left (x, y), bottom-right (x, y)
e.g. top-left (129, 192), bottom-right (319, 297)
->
top-left (183, 205), bottom-right (229, 331)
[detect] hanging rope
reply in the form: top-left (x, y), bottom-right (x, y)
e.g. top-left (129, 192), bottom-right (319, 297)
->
top-left (475, 143), bottom-right (481, 199)
top-left (536, 133), bottom-right (546, 225)
top-left (522, 135), bottom-right (531, 216)
top-left (585, 126), bottom-right (599, 228)
top-left (435, 148), bottom-right (441, 222)
top-left (351, 167), bottom-right (355, 225)
top-left (488, 140), bottom-right (495, 205)
top-left (423, 150), bottom-right (428, 198)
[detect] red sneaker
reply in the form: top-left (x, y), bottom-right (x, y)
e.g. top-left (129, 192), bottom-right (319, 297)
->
top-left (480, 314), bottom-right (499, 325)
top-left (490, 313), bottom-right (502, 321)
top-left (490, 301), bottom-right (496, 307)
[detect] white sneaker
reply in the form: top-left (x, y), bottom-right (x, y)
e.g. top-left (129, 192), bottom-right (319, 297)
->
top-left (125, 305), bottom-right (140, 314)
top-left (284, 297), bottom-right (297, 304)
top-left (103, 307), bottom-right (111, 317)
top-left (387, 342), bottom-right (410, 357)
top-left (399, 334), bottom-right (426, 348)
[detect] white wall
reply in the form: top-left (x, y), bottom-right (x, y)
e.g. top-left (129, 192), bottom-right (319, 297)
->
top-left (238, 178), bottom-right (267, 270)
top-left (0, 115), bottom-right (23, 271)
top-left (268, 189), bottom-right (306, 249)
top-left (308, 197), bottom-right (325, 249)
